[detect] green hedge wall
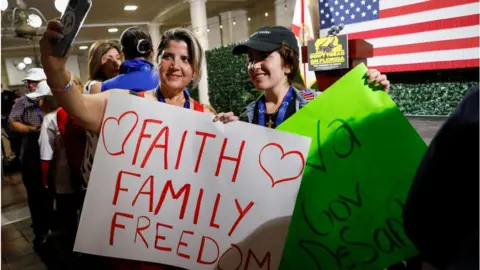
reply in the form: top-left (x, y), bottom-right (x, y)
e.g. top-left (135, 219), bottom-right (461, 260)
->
top-left (192, 44), bottom-right (478, 116)
top-left (190, 45), bottom-right (258, 115)
top-left (389, 82), bottom-right (477, 115)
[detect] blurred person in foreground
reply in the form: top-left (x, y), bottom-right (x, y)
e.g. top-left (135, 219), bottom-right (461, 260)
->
top-left (403, 84), bottom-right (479, 270)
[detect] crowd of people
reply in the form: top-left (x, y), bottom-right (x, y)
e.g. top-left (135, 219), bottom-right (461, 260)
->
top-left (1, 17), bottom-right (477, 270)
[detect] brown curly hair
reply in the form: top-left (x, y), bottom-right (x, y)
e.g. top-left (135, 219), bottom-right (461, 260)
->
top-left (277, 42), bottom-right (300, 84)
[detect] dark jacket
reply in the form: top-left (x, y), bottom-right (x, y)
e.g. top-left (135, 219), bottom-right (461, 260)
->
top-left (403, 85), bottom-right (479, 269)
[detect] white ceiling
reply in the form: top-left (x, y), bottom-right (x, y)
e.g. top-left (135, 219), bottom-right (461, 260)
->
top-left (1, 0), bottom-right (263, 57)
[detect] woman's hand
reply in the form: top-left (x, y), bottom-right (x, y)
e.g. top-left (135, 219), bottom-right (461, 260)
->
top-left (214, 112), bottom-right (238, 124)
top-left (39, 19), bottom-right (71, 89)
top-left (366, 69), bottom-right (390, 92)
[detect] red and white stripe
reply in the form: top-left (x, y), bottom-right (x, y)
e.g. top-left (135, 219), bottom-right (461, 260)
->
top-left (292, 0), bottom-right (317, 88)
top-left (319, 0), bottom-right (480, 72)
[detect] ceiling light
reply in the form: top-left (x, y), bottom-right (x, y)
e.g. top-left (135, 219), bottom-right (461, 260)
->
top-left (1, 0), bottom-right (8, 12)
top-left (108, 28), bottom-right (118, 33)
top-left (219, 25), bottom-right (223, 29)
top-left (54, 0), bottom-right (68, 13)
top-left (265, 12), bottom-right (269, 17)
top-left (79, 45), bottom-right (88, 50)
top-left (23, 57), bottom-right (32, 65)
top-left (17, 62), bottom-right (26, 70)
top-left (232, 20), bottom-right (236, 26)
top-left (27, 14), bottom-right (42, 28)
top-left (207, 28), bottom-right (210, 32)
top-left (124, 5), bottom-right (137, 11)
top-left (248, 17), bottom-right (251, 21)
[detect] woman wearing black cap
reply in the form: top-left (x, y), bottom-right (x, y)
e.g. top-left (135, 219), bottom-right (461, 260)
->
top-left (100, 27), bottom-right (160, 92)
top-left (217, 26), bottom-right (390, 128)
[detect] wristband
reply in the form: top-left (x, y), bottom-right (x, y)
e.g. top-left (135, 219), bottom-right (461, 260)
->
top-left (55, 71), bottom-right (73, 91)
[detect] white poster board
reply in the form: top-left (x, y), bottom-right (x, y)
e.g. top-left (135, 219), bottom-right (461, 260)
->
top-left (74, 92), bottom-right (311, 269)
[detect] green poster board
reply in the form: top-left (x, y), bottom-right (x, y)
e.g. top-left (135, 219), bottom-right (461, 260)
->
top-left (277, 64), bottom-right (427, 270)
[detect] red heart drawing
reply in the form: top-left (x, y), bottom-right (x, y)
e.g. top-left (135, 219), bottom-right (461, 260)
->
top-left (101, 111), bottom-right (139, 156)
top-left (259, 143), bottom-right (306, 188)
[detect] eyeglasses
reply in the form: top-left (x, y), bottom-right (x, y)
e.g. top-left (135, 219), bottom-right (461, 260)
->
top-left (24, 80), bottom-right (39, 86)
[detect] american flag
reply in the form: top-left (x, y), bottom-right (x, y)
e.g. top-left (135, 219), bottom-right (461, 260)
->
top-left (318, 0), bottom-right (480, 72)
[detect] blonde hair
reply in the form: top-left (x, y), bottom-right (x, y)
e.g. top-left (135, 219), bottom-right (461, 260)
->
top-left (88, 41), bottom-right (121, 81)
top-left (156, 28), bottom-right (204, 89)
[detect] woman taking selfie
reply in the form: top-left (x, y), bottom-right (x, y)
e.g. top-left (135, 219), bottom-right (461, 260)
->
top-left (40, 20), bottom-right (217, 269)
top-left (217, 26), bottom-right (390, 127)
top-left (40, 20), bottom-right (214, 135)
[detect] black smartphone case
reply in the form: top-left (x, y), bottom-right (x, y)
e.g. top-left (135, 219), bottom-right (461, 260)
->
top-left (52, 0), bottom-right (92, 57)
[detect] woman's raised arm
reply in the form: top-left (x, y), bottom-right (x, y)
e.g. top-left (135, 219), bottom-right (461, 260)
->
top-left (40, 19), bottom-right (108, 133)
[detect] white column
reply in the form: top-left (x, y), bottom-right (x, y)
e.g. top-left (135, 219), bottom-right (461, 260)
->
top-left (147, 23), bottom-right (161, 56)
top-left (275, 0), bottom-right (296, 27)
top-left (189, 0), bottom-right (210, 105)
top-left (233, 10), bottom-right (249, 42)
top-left (207, 16), bottom-right (222, 49)
top-left (220, 10), bottom-right (249, 45)
top-left (220, 11), bottom-right (234, 45)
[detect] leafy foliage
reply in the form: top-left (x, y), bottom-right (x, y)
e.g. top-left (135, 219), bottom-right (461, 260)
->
top-left (194, 44), bottom-right (256, 115)
top-left (387, 68), bottom-right (478, 115)
top-left (389, 82), bottom-right (477, 115)
top-left (197, 45), bottom-right (478, 116)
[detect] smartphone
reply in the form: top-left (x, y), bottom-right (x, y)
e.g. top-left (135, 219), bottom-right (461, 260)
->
top-left (52, 0), bottom-right (92, 57)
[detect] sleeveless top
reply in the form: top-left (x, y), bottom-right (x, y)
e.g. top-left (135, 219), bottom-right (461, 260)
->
top-left (84, 80), bottom-right (100, 94)
top-left (80, 91), bottom-right (205, 186)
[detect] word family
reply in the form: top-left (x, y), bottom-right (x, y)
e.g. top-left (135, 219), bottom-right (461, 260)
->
top-left (75, 92), bottom-right (311, 270)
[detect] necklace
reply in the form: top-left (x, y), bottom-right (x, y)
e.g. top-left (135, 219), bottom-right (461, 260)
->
top-left (257, 86), bottom-right (294, 128)
top-left (266, 116), bottom-right (274, 128)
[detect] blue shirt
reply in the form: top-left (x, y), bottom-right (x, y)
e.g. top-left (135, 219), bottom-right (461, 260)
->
top-left (101, 59), bottom-right (159, 92)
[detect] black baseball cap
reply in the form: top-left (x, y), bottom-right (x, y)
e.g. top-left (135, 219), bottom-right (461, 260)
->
top-left (232, 26), bottom-right (299, 56)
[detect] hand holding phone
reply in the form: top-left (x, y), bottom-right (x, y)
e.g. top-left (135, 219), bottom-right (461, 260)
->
top-left (52, 0), bottom-right (92, 57)
top-left (39, 20), bottom-right (74, 90)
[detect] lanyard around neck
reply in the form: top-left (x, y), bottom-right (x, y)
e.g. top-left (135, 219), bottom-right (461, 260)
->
top-left (156, 87), bottom-right (191, 109)
top-left (257, 86), bottom-right (294, 128)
